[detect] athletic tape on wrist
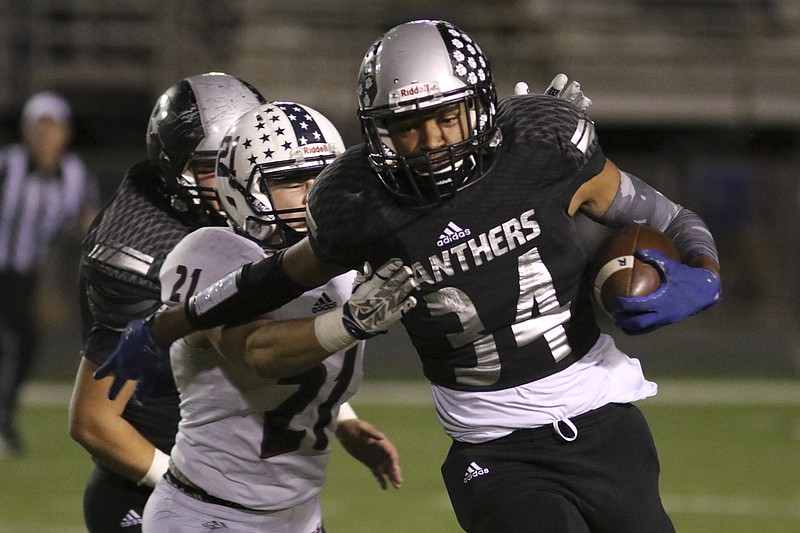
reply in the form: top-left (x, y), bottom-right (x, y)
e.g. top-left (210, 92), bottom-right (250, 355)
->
top-left (336, 402), bottom-right (358, 423)
top-left (138, 448), bottom-right (170, 488)
top-left (314, 308), bottom-right (358, 353)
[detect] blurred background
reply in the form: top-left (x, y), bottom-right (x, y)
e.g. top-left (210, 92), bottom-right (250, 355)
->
top-left (1, 0), bottom-right (799, 382)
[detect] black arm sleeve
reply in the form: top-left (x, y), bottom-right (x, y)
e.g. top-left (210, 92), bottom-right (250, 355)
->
top-left (185, 249), bottom-right (310, 330)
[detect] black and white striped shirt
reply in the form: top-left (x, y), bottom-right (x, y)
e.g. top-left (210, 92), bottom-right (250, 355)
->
top-left (0, 144), bottom-right (98, 274)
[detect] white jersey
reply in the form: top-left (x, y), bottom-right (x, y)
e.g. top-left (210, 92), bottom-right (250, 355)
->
top-left (159, 226), bottom-right (362, 511)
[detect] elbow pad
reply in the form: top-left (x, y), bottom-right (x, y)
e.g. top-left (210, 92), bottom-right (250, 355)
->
top-left (663, 208), bottom-right (720, 265)
top-left (599, 170), bottom-right (719, 266)
top-left (598, 170), bottom-right (681, 231)
top-left (185, 250), bottom-right (309, 330)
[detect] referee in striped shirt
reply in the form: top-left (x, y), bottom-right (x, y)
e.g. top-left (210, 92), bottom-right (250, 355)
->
top-left (0, 91), bottom-right (98, 455)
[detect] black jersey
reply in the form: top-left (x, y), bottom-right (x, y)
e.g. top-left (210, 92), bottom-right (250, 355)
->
top-left (79, 161), bottom-right (198, 451)
top-left (308, 96), bottom-right (604, 391)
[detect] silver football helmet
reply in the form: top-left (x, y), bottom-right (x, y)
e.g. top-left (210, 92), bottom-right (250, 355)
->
top-left (216, 101), bottom-right (344, 247)
top-left (357, 20), bottom-right (499, 207)
top-left (146, 72), bottom-right (266, 226)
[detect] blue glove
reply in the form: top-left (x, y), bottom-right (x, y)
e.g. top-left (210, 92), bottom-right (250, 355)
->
top-left (612, 249), bottom-right (721, 335)
top-left (93, 319), bottom-right (170, 403)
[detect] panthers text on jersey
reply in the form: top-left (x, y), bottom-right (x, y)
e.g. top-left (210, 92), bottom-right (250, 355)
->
top-left (159, 226), bottom-right (363, 510)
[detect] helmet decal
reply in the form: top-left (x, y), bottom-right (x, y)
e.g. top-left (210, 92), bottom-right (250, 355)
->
top-left (275, 102), bottom-right (329, 147)
top-left (437, 22), bottom-right (488, 88)
top-left (227, 102), bottom-right (336, 171)
top-left (359, 43), bottom-right (379, 109)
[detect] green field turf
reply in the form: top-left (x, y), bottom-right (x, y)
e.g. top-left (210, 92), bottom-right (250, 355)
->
top-left (1, 379), bottom-right (798, 532)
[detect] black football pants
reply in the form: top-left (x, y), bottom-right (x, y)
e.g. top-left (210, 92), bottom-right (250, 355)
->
top-left (84, 466), bottom-right (153, 532)
top-left (441, 403), bottom-right (675, 533)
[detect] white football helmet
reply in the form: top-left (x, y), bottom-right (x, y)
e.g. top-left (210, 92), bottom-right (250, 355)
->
top-left (357, 20), bottom-right (499, 207)
top-left (216, 101), bottom-right (344, 247)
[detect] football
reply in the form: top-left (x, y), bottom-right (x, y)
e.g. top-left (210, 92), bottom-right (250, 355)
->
top-left (590, 224), bottom-right (680, 316)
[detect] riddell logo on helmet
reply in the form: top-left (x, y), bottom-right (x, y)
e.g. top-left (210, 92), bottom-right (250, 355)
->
top-left (395, 82), bottom-right (439, 100)
top-left (399, 83), bottom-right (434, 99)
top-left (302, 143), bottom-right (330, 155)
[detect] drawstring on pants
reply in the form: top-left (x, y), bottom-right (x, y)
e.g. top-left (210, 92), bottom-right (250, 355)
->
top-left (552, 418), bottom-right (578, 442)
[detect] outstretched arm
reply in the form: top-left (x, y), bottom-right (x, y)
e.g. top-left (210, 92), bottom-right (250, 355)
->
top-left (153, 237), bottom-right (340, 346)
top-left (210, 259), bottom-right (418, 378)
top-left (96, 258), bottom-right (417, 398)
top-left (94, 237), bottom-right (339, 397)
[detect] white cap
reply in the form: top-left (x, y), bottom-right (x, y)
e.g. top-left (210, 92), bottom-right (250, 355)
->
top-left (21, 91), bottom-right (71, 126)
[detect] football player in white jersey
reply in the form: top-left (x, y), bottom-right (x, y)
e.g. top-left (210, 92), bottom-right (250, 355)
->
top-left (141, 101), bottom-right (416, 533)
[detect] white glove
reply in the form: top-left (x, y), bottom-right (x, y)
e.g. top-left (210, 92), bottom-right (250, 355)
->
top-left (343, 259), bottom-right (417, 339)
top-left (314, 259), bottom-right (417, 353)
top-left (514, 73), bottom-right (592, 112)
top-left (545, 73), bottom-right (592, 111)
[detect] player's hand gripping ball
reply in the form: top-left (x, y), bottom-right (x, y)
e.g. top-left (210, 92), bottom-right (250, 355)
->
top-left (591, 224), bottom-right (679, 318)
top-left (591, 223), bottom-right (720, 334)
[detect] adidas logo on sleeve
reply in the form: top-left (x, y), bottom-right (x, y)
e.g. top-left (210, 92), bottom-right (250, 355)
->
top-left (311, 292), bottom-right (337, 313)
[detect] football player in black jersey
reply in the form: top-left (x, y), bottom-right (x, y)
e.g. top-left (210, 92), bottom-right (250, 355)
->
top-left (97, 20), bottom-right (721, 533)
top-left (68, 73), bottom-right (267, 532)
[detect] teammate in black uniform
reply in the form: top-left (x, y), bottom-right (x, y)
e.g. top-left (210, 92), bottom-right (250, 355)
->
top-left (68, 73), bottom-right (266, 532)
top-left (98, 20), bottom-right (721, 533)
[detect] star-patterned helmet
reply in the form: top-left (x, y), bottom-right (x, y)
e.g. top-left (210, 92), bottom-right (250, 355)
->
top-left (357, 20), bottom-right (499, 207)
top-left (216, 101), bottom-right (344, 247)
top-left (146, 72), bottom-right (265, 227)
